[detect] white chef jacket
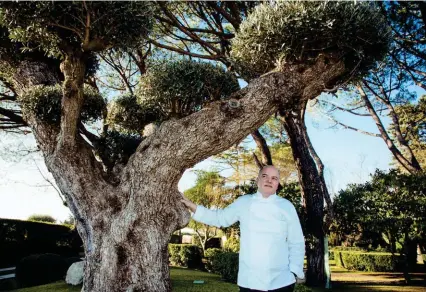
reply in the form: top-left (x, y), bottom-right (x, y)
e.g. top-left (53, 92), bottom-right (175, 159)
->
top-left (193, 192), bottom-right (305, 291)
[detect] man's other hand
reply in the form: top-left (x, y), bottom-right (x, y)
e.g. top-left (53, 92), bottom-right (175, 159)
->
top-left (180, 193), bottom-right (197, 213)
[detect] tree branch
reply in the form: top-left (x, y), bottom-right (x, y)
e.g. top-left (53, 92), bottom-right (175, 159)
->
top-left (324, 113), bottom-right (380, 137)
top-left (149, 39), bottom-right (222, 60)
top-left (357, 84), bottom-right (421, 173)
top-left (320, 99), bottom-right (371, 117)
top-left (205, 2), bottom-right (241, 30)
top-left (251, 129), bottom-right (273, 165)
top-left (127, 56), bottom-right (346, 178)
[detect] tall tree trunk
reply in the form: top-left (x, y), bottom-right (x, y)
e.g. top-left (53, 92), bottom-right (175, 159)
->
top-left (8, 53), bottom-right (346, 291)
top-left (280, 104), bottom-right (327, 287)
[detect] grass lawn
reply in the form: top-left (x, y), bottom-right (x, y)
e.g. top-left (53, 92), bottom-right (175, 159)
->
top-left (12, 263), bottom-right (426, 292)
top-left (13, 267), bottom-right (238, 292)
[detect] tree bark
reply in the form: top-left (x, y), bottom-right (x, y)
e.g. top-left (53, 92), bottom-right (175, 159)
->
top-left (8, 53), bottom-right (346, 291)
top-left (280, 104), bottom-right (327, 287)
top-left (251, 129), bottom-right (273, 165)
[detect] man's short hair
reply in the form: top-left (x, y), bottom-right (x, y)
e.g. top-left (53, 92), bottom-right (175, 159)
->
top-left (258, 165), bottom-right (281, 178)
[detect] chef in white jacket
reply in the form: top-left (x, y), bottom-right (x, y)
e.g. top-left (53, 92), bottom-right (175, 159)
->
top-left (181, 165), bottom-right (305, 292)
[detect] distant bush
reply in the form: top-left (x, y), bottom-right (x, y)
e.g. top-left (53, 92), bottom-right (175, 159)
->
top-left (204, 248), bottom-right (223, 273)
top-left (334, 251), bottom-right (403, 272)
top-left (330, 246), bottom-right (366, 261)
top-left (27, 214), bottom-right (56, 223)
top-left (168, 244), bottom-right (202, 269)
top-left (15, 253), bottom-right (68, 288)
top-left (206, 251), bottom-right (239, 283)
top-left (223, 237), bottom-right (240, 252)
top-left (333, 246), bottom-right (366, 251)
top-left (203, 248), bottom-right (311, 291)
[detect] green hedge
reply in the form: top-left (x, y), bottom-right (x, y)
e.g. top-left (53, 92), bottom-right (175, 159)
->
top-left (332, 246), bottom-right (366, 251)
top-left (334, 251), bottom-right (403, 272)
top-left (329, 246), bottom-right (366, 261)
top-left (204, 248), bottom-right (223, 273)
top-left (203, 248), bottom-right (311, 291)
top-left (15, 253), bottom-right (68, 288)
top-left (206, 250), bottom-right (239, 283)
top-left (0, 218), bottom-right (82, 268)
top-left (168, 244), bottom-right (202, 269)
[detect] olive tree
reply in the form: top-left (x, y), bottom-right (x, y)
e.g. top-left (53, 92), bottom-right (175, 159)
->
top-left (0, 1), bottom-right (389, 291)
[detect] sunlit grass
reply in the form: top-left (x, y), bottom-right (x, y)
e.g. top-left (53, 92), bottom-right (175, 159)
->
top-left (12, 264), bottom-right (426, 292)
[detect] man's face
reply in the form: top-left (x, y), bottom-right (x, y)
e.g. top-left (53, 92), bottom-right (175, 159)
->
top-left (256, 166), bottom-right (280, 197)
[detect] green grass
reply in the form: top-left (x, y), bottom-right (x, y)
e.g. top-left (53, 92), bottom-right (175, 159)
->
top-left (12, 265), bottom-right (426, 292)
top-left (13, 267), bottom-right (239, 292)
top-left (12, 281), bottom-right (80, 292)
top-left (170, 267), bottom-right (238, 291)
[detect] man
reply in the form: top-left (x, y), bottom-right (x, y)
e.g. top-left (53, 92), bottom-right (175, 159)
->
top-left (181, 165), bottom-right (305, 292)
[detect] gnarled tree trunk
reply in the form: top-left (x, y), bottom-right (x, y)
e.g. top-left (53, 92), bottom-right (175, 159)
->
top-left (10, 54), bottom-right (345, 291)
top-left (280, 102), bottom-right (330, 287)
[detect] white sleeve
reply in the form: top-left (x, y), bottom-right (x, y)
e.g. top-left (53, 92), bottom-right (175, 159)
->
top-left (287, 204), bottom-right (305, 279)
top-left (192, 197), bottom-right (243, 228)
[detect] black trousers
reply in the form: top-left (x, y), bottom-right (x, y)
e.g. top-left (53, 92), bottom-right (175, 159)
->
top-left (239, 283), bottom-right (295, 292)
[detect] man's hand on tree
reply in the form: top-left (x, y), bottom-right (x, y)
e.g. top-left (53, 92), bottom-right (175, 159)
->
top-left (180, 193), bottom-right (197, 213)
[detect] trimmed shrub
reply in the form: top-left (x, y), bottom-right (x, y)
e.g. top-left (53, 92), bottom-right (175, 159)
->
top-left (168, 244), bottom-right (202, 269)
top-left (207, 251), bottom-right (239, 283)
top-left (204, 248), bottom-right (223, 273)
top-left (27, 214), bottom-right (56, 223)
top-left (330, 246), bottom-right (366, 260)
top-left (334, 251), bottom-right (403, 272)
top-left (15, 253), bottom-right (68, 288)
top-left (204, 248), bottom-right (311, 291)
top-left (332, 246), bottom-right (366, 251)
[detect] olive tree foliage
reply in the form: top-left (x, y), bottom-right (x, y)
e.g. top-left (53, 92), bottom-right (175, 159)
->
top-left (150, 1), bottom-right (259, 65)
top-left (108, 60), bottom-right (240, 135)
top-left (0, 1), bottom-right (156, 174)
top-left (0, 1), bottom-right (152, 55)
top-left (20, 85), bottom-right (105, 126)
top-left (230, 1), bottom-right (390, 81)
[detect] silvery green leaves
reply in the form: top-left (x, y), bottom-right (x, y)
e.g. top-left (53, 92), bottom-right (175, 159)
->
top-left (0, 2), bottom-right (153, 57)
top-left (231, 1), bottom-right (391, 81)
top-left (19, 85), bottom-right (105, 125)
